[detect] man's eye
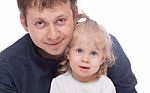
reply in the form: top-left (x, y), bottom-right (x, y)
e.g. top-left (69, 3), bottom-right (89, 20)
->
top-left (35, 20), bottom-right (47, 29)
top-left (55, 18), bottom-right (66, 26)
top-left (90, 51), bottom-right (98, 56)
top-left (76, 48), bottom-right (83, 53)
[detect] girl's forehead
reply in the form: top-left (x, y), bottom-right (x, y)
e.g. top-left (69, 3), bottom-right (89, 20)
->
top-left (74, 40), bottom-right (99, 50)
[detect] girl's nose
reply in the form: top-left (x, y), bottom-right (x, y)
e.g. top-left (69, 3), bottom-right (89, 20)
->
top-left (81, 54), bottom-right (90, 63)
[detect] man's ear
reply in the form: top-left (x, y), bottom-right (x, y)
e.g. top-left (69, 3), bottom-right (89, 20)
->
top-left (74, 0), bottom-right (78, 18)
top-left (74, 5), bottom-right (78, 18)
top-left (20, 14), bottom-right (28, 32)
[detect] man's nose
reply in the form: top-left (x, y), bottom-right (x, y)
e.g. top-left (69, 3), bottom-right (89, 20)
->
top-left (46, 25), bottom-right (60, 40)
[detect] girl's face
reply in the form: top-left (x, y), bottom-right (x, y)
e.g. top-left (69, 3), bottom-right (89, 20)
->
top-left (68, 40), bottom-right (104, 83)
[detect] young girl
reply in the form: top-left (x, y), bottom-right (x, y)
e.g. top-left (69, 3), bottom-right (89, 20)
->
top-left (50, 15), bottom-right (116, 93)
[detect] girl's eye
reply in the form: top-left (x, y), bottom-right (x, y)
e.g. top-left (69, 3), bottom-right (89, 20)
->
top-left (76, 48), bottom-right (83, 53)
top-left (55, 18), bottom-right (66, 26)
top-left (90, 51), bottom-right (98, 56)
top-left (35, 20), bottom-right (47, 29)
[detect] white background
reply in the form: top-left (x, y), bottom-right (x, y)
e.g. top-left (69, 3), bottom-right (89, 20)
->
top-left (0, 0), bottom-right (150, 93)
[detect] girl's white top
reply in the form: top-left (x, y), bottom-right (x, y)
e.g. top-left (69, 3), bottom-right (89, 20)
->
top-left (50, 71), bottom-right (116, 93)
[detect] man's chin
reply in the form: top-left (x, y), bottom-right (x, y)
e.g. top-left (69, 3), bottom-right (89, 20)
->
top-left (38, 47), bottom-right (65, 59)
top-left (47, 50), bottom-right (66, 60)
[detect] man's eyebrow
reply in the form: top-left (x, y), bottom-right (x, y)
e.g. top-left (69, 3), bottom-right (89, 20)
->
top-left (33, 18), bottom-right (46, 21)
top-left (56, 15), bottom-right (66, 18)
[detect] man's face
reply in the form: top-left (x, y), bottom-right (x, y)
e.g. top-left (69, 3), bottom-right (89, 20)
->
top-left (21, 2), bottom-right (74, 58)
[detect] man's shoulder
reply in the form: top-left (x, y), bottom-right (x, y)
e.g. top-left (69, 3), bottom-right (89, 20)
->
top-left (0, 34), bottom-right (31, 64)
top-left (109, 33), bottom-right (117, 43)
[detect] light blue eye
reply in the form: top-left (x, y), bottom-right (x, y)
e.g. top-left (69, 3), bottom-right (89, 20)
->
top-left (90, 51), bottom-right (98, 56)
top-left (76, 48), bottom-right (83, 53)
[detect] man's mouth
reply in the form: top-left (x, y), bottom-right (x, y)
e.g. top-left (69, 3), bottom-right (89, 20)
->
top-left (44, 39), bottom-right (63, 46)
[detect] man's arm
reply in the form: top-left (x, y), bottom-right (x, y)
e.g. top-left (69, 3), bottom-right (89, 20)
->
top-left (0, 61), bottom-right (17, 93)
top-left (108, 34), bottom-right (137, 93)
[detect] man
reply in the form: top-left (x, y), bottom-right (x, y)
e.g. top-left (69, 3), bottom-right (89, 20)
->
top-left (0, 0), bottom-right (137, 93)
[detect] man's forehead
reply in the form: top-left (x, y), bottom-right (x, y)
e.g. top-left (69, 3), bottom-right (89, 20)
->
top-left (29, 0), bottom-right (70, 9)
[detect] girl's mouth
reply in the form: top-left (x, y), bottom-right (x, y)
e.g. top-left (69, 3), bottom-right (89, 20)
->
top-left (79, 66), bottom-right (90, 69)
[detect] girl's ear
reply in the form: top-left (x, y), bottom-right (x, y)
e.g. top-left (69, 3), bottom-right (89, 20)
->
top-left (20, 14), bottom-right (28, 32)
top-left (67, 53), bottom-right (69, 60)
top-left (100, 56), bottom-right (106, 65)
top-left (65, 47), bottom-right (70, 60)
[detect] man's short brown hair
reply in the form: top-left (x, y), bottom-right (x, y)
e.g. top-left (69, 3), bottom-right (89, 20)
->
top-left (17, 0), bottom-right (77, 19)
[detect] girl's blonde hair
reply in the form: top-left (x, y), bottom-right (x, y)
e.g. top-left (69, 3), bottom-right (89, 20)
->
top-left (59, 14), bottom-right (115, 77)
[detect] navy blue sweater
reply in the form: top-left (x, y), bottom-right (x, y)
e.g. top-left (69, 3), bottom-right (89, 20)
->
top-left (0, 34), bottom-right (137, 93)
